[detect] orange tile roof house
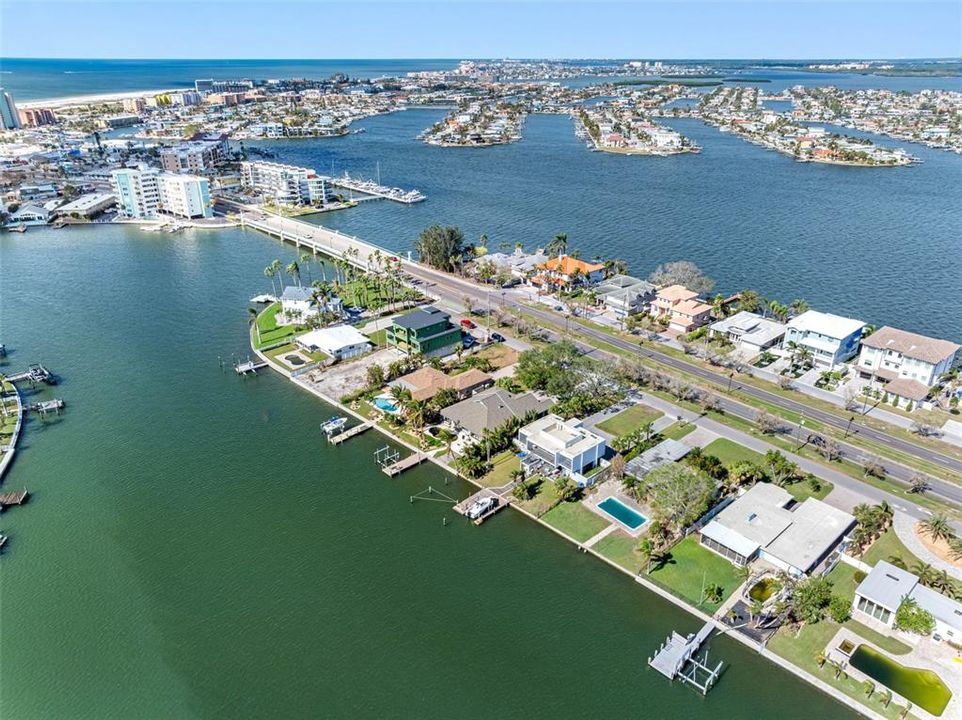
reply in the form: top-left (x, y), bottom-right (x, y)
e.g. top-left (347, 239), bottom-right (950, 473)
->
top-left (650, 284), bottom-right (712, 332)
top-left (391, 367), bottom-right (494, 403)
top-left (531, 255), bottom-right (605, 288)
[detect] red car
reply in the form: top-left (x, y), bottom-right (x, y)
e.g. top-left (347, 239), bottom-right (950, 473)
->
top-left (460, 318), bottom-right (476, 329)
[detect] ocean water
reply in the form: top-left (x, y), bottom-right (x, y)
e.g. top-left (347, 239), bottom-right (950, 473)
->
top-left (0, 58), bottom-right (460, 100)
top-left (0, 225), bottom-right (859, 719)
top-left (259, 107), bottom-right (962, 342)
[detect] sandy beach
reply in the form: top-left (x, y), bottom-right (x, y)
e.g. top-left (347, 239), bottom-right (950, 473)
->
top-left (18, 88), bottom-right (179, 110)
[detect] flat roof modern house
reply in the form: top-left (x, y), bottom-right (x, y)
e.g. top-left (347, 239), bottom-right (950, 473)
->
top-left (699, 483), bottom-right (855, 576)
top-left (857, 326), bottom-right (960, 406)
top-left (518, 414), bottom-right (606, 485)
top-left (295, 325), bottom-right (372, 360)
top-left (782, 310), bottom-right (866, 369)
top-left (709, 311), bottom-right (786, 355)
top-left (853, 561), bottom-right (962, 644)
top-left (386, 306), bottom-right (463, 357)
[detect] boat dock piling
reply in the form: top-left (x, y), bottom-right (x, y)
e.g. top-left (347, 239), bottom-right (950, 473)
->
top-left (235, 359), bottom-right (268, 375)
top-left (6, 364), bottom-right (56, 385)
top-left (0, 489), bottom-right (29, 509)
top-left (648, 621), bottom-right (724, 694)
top-left (27, 399), bottom-right (65, 416)
top-left (330, 173), bottom-right (426, 204)
top-left (382, 452), bottom-right (427, 477)
top-left (328, 422), bottom-right (372, 445)
top-left (453, 488), bottom-right (510, 525)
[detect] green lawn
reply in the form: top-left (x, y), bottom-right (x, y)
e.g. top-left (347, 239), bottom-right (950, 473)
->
top-left (264, 342), bottom-right (327, 369)
top-left (702, 437), bottom-right (765, 465)
top-left (366, 328), bottom-right (388, 348)
top-left (659, 421), bottom-right (697, 441)
top-left (593, 530), bottom-right (645, 573)
top-left (646, 535), bottom-right (742, 613)
top-left (767, 562), bottom-right (915, 720)
top-left (861, 527), bottom-right (921, 570)
top-left (254, 302), bottom-right (300, 349)
top-left (479, 451), bottom-right (520, 488)
top-left (785, 476), bottom-right (833, 502)
top-left (596, 404), bottom-right (664, 437)
top-left (542, 501), bottom-right (610, 543)
top-left (516, 477), bottom-right (561, 517)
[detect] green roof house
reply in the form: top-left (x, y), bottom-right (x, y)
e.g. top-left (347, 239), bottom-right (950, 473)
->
top-left (387, 306), bottom-right (462, 357)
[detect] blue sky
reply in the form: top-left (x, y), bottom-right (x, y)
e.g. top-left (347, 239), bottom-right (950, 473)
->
top-left (2, 1), bottom-right (959, 59)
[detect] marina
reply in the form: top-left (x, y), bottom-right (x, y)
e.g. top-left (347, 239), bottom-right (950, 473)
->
top-left (330, 171), bottom-right (426, 204)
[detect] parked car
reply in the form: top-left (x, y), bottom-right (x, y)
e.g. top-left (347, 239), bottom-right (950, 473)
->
top-left (490, 332), bottom-right (505, 343)
top-left (461, 335), bottom-right (476, 348)
top-left (460, 318), bottom-right (476, 329)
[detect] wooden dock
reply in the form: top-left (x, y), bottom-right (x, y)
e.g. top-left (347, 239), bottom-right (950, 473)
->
top-left (453, 488), bottom-right (510, 525)
top-left (0, 489), bottom-right (29, 508)
top-left (648, 621), bottom-right (723, 694)
top-left (382, 452), bottom-right (427, 477)
top-left (329, 422), bottom-right (372, 445)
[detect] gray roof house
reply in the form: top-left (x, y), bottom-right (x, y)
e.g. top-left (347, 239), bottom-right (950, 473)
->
top-left (441, 388), bottom-right (552, 441)
top-left (699, 482), bottom-right (855, 576)
top-left (595, 275), bottom-right (657, 317)
top-left (709, 311), bottom-right (785, 354)
top-left (853, 560), bottom-right (962, 643)
top-left (625, 438), bottom-right (691, 479)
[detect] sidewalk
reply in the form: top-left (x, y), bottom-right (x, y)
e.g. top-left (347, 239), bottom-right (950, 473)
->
top-left (893, 511), bottom-right (962, 581)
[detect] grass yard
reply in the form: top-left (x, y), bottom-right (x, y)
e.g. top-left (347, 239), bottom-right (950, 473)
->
top-left (659, 421), bottom-right (697, 441)
top-left (479, 451), bottom-right (520, 488)
top-left (516, 477), bottom-right (561, 517)
top-left (646, 535), bottom-right (742, 613)
top-left (471, 343), bottom-right (520, 370)
top-left (593, 530), bottom-right (645, 573)
top-left (542, 501), bottom-right (610, 543)
top-left (597, 404), bottom-right (664, 437)
top-left (264, 343), bottom-right (327, 369)
top-left (784, 476), bottom-right (833, 502)
top-left (254, 302), bottom-right (300, 349)
top-left (860, 526), bottom-right (921, 570)
top-left (702, 437), bottom-right (765, 465)
top-left (365, 328), bottom-right (388, 348)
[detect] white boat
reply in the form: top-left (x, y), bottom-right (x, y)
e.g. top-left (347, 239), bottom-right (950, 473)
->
top-left (250, 294), bottom-right (277, 304)
top-left (320, 416), bottom-right (348, 434)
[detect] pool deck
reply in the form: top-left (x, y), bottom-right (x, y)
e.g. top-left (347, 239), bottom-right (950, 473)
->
top-left (583, 479), bottom-right (651, 537)
top-left (826, 627), bottom-right (961, 720)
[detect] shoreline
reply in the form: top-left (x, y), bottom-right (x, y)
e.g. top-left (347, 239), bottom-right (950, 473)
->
top-left (18, 88), bottom-right (181, 109)
top-left (246, 287), bottom-right (885, 720)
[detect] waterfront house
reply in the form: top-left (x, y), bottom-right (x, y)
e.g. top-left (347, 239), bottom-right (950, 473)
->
top-left (391, 366), bottom-right (493, 403)
top-left (280, 286), bottom-right (316, 322)
top-left (517, 414), bottom-right (606, 484)
top-left (624, 438), bottom-right (691, 479)
top-left (651, 284), bottom-right (698, 321)
top-left (782, 310), bottom-right (866, 369)
top-left (295, 325), bottom-right (371, 360)
top-left (853, 561), bottom-right (962, 643)
top-left (668, 298), bottom-right (713, 334)
top-left (386, 306), bottom-right (463, 357)
top-left (857, 326), bottom-right (959, 405)
top-left (594, 275), bottom-right (657, 318)
top-left (6, 203), bottom-right (49, 225)
top-left (709, 311), bottom-right (786, 355)
top-left (531, 255), bottom-right (605, 290)
top-left (440, 388), bottom-right (552, 443)
top-left (699, 483), bottom-right (855, 576)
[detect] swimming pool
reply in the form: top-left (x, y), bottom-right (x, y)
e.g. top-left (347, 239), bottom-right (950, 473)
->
top-left (597, 497), bottom-right (647, 530)
top-left (849, 644), bottom-right (952, 716)
top-left (373, 396), bottom-right (399, 413)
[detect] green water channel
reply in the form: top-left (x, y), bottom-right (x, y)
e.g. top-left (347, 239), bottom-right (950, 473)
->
top-left (0, 226), bottom-right (859, 719)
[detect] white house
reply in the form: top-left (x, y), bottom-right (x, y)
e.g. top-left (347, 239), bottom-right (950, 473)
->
top-left (853, 560), bottom-right (962, 644)
top-left (7, 203), bottom-right (50, 225)
top-left (782, 310), bottom-right (866, 369)
top-left (295, 325), bottom-right (371, 360)
top-left (699, 483), bottom-right (855, 576)
top-left (279, 286), bottom-right (316, 322)
top-left (857, 326), bottom-right (959, 405)
top-left (595, 275), bottom-right (657, 318)
top-left (709, 311), bottom-right (785, 355)
top-left (518, 414), bottom-right (606, 485)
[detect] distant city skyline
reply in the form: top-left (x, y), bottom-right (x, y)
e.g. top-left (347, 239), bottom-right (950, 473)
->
top-left (1, 1), bottom-right (959, 60)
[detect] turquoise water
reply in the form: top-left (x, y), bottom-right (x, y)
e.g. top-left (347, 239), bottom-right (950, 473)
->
top-left (598, 497), bottom-right (647, 529)
top-left (373, 396), bottom-right (398, 412)
top-left (0, 224), bottom-right (860, 719)
top-left (849, 644), bottom-right (952, 716)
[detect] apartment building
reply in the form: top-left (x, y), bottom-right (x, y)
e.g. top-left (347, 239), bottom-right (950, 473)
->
top-left (239, 161), bottom-right (334, 206)
top-left (111, 167), bottom-right (212, 219)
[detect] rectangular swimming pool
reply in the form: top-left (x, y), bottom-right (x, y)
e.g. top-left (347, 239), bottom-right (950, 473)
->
top-left (597, 497), bottom-right (647, 530)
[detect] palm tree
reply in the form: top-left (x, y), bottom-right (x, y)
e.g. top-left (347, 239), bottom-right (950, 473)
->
top-left (318, 257), bottom-right (328, 282)
top-left (286, 261), bottom-right (301, 287)
top-left (546, 233), bottom-right (568, 258)
top-left (920, 512), bottom-right (953, 543)
top-left (638, 537), bottom-right (657, 574)
top-left (300, 252), bottom-right (314, 283)
top-left (739, 289), bottom-right (761, 313)
top-left (248, 307), bottom-right (260, 344)
top-left (911, 562), bottom-right (937, 588)
top-left (405, 398), bottom-right (429, 438)
top-left (390, 385), bottom-right (412, 407)
top-left (790, 298), bottom-right (810, 316)
top-left (263, 264), bottom-right (278, 296)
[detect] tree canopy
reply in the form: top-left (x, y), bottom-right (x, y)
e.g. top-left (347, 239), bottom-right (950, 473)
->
top-left (414, 225), bottom-right (467, 272)
top-left (645, 463), bottom-right (715, 532)
top-left (648, 260), bottom-right (715, 294)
